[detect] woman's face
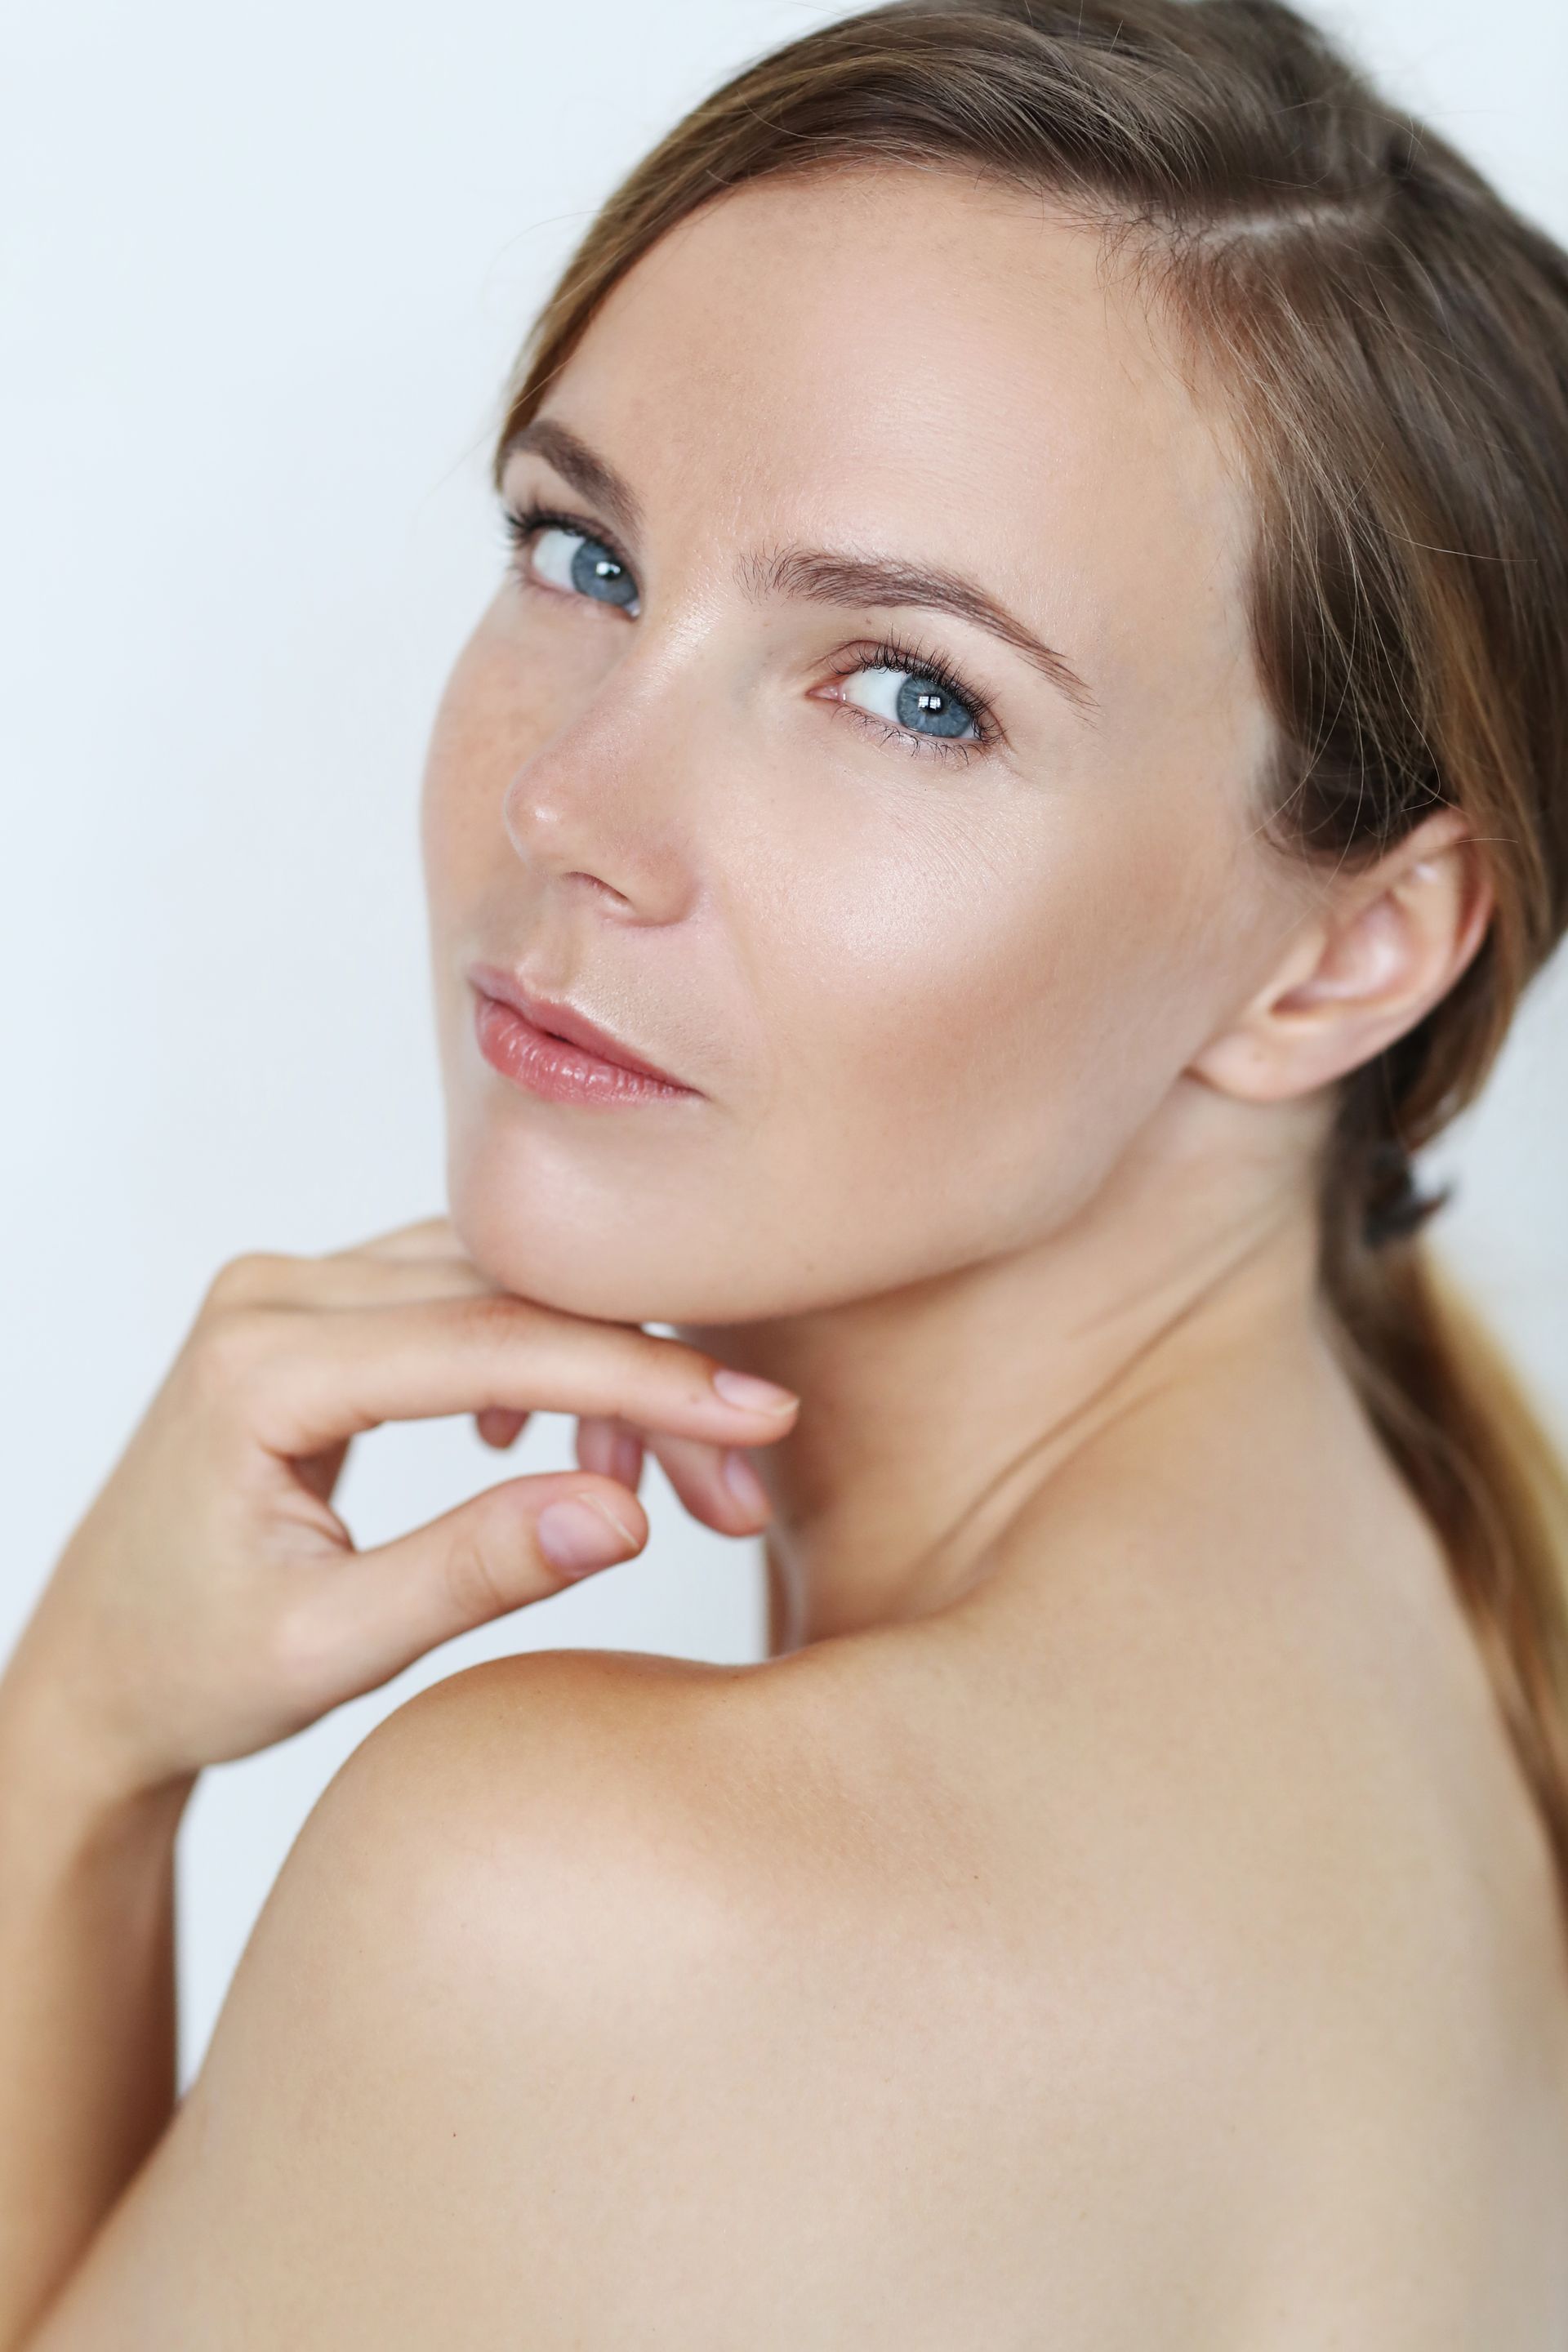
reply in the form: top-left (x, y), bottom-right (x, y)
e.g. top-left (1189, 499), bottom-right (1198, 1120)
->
top-left (421, 167), bottom-right (1303, 1324)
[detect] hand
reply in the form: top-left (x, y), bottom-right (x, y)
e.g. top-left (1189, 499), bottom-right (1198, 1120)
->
top-left (2, 1215), bottom-right (801, 1805)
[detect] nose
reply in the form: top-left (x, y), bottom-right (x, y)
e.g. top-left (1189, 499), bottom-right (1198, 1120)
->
top-left (500, 679), bottom-right (697, 926)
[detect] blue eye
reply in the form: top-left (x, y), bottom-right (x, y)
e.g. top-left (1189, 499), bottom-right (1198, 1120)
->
top-left (834, 656), bottom-right (983, 744)
top-left (499, 501), bottom-right (1000, 765)
top-left (823, 636), bottom-right (998, 764)
top-left (502, 501), bottom-right (639, 611)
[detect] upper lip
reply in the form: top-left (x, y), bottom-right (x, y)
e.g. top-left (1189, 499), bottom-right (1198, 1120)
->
top-left (467, 961), bottom-right (692, 1090)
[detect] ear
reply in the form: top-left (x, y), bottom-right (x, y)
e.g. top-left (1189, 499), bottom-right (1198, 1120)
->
top-left (1191, 807), bottom-right (1494, 1103)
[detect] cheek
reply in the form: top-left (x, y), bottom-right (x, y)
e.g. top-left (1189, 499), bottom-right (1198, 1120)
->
top-left (420, 673), bottom-right (487, 909)
top-left (418, 614), bottom-right (543, 908)
top-left (751, 786), bottom-right (1232, 1243)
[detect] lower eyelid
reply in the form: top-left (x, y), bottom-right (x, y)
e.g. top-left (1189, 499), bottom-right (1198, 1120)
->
top-left (832, 699), bottom-right (982, 763)
top-left (510, 557), bottom-right (640, 620)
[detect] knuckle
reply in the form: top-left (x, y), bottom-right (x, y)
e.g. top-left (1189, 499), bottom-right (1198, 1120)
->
top-left (457, 1289), bottom-right (537, 1342)
top-left (185, 1303), bottom-right (286, 1406)
top-left (439, 1291), bottom-right (714, 1423)
top-left (621, 1327), bottom-right (723, 1417)
top-left (443, 1518), bottom-right (521, 1624)
top-left (202, 1250), bottom-right (296, 1313)
top-left (639, 1326), bottom-right (712, 1385)
top-left (262, 1598), bottom-right (336, 1715)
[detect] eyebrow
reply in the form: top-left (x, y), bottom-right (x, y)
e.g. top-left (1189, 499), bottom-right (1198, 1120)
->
top-left (499, 415), bottom-right (1099, 720)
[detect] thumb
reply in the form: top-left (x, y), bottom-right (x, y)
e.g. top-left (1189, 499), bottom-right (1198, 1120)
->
top-left (299, 1472), bottom-right (648, 1696)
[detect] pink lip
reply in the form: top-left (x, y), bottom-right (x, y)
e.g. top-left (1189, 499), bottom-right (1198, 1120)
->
top-left (467, 962), bottom-right (697, 1105)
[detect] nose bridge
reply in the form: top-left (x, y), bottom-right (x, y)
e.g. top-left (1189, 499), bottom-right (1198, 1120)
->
top-left (501, 629), bottom-right (700, 920)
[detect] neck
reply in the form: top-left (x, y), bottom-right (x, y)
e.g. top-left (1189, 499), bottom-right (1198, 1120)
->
top-left (675, 1097), bottom-right (1333, 1655)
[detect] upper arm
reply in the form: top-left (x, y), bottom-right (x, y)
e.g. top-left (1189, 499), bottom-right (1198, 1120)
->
top-left (27, 1650), bottom-right (748, 2350)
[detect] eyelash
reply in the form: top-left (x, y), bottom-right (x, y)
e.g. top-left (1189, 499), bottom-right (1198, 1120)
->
top-left (499, 497), bottom-right (1000, 767)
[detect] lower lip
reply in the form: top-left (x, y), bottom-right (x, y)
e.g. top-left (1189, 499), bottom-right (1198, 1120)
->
top-left (472, 991), bottom-right (696, 1106)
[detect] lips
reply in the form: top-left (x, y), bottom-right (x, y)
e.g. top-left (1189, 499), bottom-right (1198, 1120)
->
top-left (466, 961), bottom-right (691, 1091)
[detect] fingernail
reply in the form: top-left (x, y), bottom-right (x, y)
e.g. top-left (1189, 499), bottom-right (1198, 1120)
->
top-left (537, 1498), bottom-right (639, 1577)
top-left (711, 1367), bottom-right (800, 1415)
top-left (723, 1448), bottom-right (772, 1518)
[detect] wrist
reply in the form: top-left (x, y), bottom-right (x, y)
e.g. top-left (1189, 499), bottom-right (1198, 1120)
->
top-left (0, 1634), bottom-right (198, 1838)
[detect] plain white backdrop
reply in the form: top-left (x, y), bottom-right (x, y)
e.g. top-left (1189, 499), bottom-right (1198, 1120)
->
top-left (5, 0), bottom-right (1567, 2086)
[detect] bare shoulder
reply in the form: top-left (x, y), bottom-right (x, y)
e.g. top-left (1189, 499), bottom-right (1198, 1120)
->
top-left (29, 1647), bottom-right (840, 2348)
top-left (36, 1621), bottom-right (1566, 2348)
top-left (27, 1641), bottom-right (1232, 2346)
top-left (204, 1646), bottom-right (787, 2080)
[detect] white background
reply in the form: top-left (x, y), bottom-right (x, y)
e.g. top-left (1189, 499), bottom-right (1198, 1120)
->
top-left (5, 0), bottom-right (1566, 2086)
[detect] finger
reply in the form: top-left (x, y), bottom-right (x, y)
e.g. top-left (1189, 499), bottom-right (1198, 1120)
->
top-left (476, 1406), bottom-right (531, 1449)
top-left (574, 1414), bottom-right (644, 1490)
top-left (337, 1214), bottom-right (470, 1261)
top-left (644, 1427), bottom-right (774, 1535)
top-left (292, 1434), bottom-right (353, 1501)
top-left (294, 1470), bottom-right (649, 1695)
top-left (289, 1254), bottom-right (508, 1309)
top-left (232, 1294), bottom-right (801, 1462)
top-left (203, 1242), bottom-right (501, 1316)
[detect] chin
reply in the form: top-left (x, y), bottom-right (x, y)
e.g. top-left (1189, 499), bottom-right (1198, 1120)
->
top-left (443, 1149), bottom-right (753, 1327)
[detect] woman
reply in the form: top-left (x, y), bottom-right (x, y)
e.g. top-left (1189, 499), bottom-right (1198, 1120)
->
top-left (5, 0), bottom-right (1568, 2336)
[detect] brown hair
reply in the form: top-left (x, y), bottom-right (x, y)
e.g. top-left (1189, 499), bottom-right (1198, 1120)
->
top-left (489, 0), bottom-right (1568, 1921)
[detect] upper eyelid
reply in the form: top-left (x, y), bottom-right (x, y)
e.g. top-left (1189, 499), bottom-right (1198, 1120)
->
top-left (503, 489), bottom-right (632, 564)
top-left (503, 498), bottom-right (641, 605)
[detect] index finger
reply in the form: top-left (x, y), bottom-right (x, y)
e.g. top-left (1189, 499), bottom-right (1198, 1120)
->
top-left (339, 1214), bottom-right (470, 1263)
top-left (232, 1293), bottom-right (801, 1460)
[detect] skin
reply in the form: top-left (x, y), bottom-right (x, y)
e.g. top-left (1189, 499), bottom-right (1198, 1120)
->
top-left (4, 166), bottom-right (1568, 2346)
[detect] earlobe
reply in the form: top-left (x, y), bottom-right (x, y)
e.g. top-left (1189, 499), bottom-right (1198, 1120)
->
top-left (1190, 809), bottom-right (1493, 1106)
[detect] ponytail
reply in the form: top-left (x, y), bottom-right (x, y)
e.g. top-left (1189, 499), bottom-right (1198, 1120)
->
top-left (1323, 1218), bottom-right (1568, 1936)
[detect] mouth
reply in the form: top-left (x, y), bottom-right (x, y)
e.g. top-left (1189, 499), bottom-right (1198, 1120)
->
top-left (466, 961), bottom-right (698, 1105)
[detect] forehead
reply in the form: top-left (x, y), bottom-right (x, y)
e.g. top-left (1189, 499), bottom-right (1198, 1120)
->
top-left (543, 167), bottom-right (1260, 733)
